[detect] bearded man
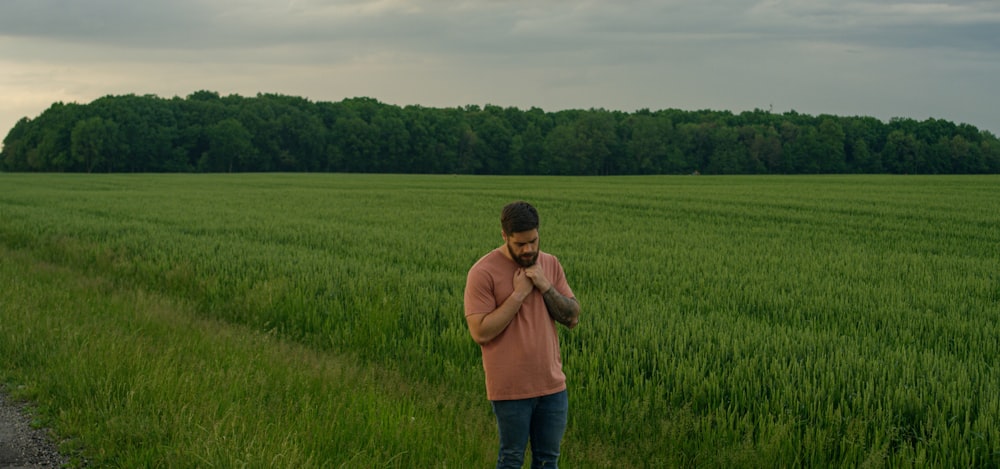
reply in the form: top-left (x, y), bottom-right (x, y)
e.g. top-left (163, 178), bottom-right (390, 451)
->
top-left (463, 200), bottom-right (581, 469)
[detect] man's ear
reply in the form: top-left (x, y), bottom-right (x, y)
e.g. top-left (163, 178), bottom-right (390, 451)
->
top-left (501, 230), bottom-right (508, 242)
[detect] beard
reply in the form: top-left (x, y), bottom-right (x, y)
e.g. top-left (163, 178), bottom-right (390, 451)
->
top-left (507, 243), bottom-right (539, 267)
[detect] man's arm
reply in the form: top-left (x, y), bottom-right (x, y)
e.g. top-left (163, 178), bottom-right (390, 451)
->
top-left (466, 290), bottom-right (527, 345)
top-left (465, 269), bottom-right (534, 345)
top-left (542, 287), bottom-right (580, 329)
top-left (523, 263), bottom-right (580, 329)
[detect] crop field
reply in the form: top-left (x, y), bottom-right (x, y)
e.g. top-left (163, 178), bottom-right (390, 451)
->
top-left (1, 173), bottom-right (998, 467)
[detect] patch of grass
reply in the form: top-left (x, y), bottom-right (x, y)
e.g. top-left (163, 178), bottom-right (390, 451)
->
top-left (1, 173), bottom-right (999, 467)
top-left (0, 247), bottom-right (494, 467)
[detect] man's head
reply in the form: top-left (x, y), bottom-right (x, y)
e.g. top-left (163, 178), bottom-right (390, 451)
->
top-left (501, 201), bottom-right (540, 267)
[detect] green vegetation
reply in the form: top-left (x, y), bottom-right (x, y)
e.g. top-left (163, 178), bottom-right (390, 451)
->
top-left (0, 247), bottom-right (493, 467)
top-left (1, 173), bottom-right (998, 467)
top-left (3, 92), bottom-right (999, 174)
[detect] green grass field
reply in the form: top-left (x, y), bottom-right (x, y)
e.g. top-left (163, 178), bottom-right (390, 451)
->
top-left (1, 173), bottom-right (998, 467)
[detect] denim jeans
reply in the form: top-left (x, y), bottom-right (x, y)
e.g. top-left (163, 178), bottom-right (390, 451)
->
top-left (491, 389), bottom-right (568, 469)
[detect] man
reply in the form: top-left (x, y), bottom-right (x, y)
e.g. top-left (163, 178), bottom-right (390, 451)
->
top-left (464, 201), bottom-right (581, 469)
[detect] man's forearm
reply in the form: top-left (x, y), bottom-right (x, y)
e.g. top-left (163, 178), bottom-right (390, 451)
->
top-left (469, 291), bottom-right (527, 345)
top-left (542, 287), bottom-right (580, 328)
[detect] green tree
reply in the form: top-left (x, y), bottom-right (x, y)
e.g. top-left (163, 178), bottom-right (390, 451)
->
top-left (816, 118), bottom-right (847, 173)
top-left (372, 110), bottom-right (410, 173)
top-left (549, 111), bottom-right (618, 175)
top-left (849, 138), bottom-right (879, 173)
top-left (518, 109), bottom-right (552, 174)
top-left (456, 123), bottom-right (483, 174)
top-left (705, 126), bottom-right (746, 174)
top-left (401, 106), bottom-right (436, 173)
top-left (980, 136), bottom-right (1000, 173)
top-left (470, 110), bottom-right (514, 174)
top-left (883, 130), bottom-right (923, 174)
top-left (510, 123), bottom-right (545, 174)
top-left (199, 118), bottom-right (255, 172)
top-left (70, 116), bottom-right (122, 173)
top-left (1, 117), bottom-right (32, 171)
top-left (625, 115), bottom-right (671, 174)
top-left (7, 91), bottom-right (1000, 175)
top-left (746, 125), bottom-right (782, 174)
top-left (331, 116), bottom-right (379, 173)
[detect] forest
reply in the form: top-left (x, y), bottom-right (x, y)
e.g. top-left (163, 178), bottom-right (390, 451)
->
top-left (2, 90), bottom-right (999, 174)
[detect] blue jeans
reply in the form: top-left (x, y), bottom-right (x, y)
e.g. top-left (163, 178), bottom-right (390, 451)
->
top-left (491, 389), bottom-right (568, 469)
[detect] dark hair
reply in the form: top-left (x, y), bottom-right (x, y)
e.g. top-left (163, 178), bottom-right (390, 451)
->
top-left (500, 201), bottom-right (539, 235)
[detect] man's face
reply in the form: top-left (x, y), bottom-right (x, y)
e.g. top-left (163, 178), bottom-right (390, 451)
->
top-left (504, 229), bottom-right (539, 267)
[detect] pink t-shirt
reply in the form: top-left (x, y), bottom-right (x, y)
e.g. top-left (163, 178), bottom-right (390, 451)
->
top-left (464, 248), bottom-right (575, 401)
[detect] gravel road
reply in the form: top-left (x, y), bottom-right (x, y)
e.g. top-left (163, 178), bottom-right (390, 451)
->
top-left (0, 391), bottom-right (68, 468)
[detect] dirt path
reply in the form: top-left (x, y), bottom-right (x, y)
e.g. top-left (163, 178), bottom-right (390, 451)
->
top-left (0, 391), bottom-right (68, 468)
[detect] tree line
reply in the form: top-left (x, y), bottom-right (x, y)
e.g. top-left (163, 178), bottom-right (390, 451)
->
top-left (3, 91), bottom-right (999, 174)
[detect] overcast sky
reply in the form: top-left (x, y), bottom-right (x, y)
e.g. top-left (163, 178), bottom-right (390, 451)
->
top-left (2, 0), bottom-right (999, 140)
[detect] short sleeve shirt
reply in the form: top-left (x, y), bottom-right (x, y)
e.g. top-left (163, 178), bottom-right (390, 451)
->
top-left (464, 248), bottom-right (575, 401)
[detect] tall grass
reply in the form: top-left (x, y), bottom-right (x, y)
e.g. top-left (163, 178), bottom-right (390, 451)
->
top-left (1, 173), bottom-right (998, 467)
top-left (1, 247), bottom-right (495, 467)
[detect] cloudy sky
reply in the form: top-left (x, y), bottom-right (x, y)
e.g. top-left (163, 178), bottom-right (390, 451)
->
top-left (2, 0), bottom-right (999, 139)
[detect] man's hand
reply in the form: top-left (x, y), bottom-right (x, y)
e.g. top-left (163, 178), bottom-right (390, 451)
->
top-left (513, 268), bottom-right (534, 301)
top-left (523, 264), bottom-right (552, 293)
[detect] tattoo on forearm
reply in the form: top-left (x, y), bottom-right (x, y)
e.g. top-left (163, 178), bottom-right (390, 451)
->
top-left (543, 288), bottom-right (580, 328)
